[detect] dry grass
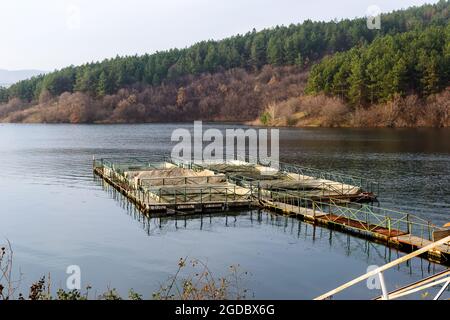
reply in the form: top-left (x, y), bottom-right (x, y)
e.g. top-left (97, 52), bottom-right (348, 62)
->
top-left (153, 258), bottom-right (249, 300)
top-left (351, 90), bottom-right (450, 128)
top-left (253, 94), bottom-right (351, 127)
top-left (253, 88), bottom-right (449, 128)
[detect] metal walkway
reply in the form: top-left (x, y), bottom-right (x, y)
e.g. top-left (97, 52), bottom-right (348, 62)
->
top-left (93, 155), bottom-right (450, 264)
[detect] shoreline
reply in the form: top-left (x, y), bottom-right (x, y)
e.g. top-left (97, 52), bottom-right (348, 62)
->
top-left (1, 120), bottom-right (449, 129)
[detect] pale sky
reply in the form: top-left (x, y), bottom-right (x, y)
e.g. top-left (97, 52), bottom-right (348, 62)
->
top-left (0, 0), bottom-right (438, 71)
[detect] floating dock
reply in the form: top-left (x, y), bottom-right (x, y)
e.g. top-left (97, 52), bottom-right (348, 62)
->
top-left (93, 155), bottom-right (450, 265)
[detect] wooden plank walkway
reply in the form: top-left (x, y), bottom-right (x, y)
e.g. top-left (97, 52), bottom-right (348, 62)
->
top-left (393, 235), bottom-right (450, 255)
top-left (262, 199), bottom-right (449, 265)
top-left (260, 200), bottom-right (326, 218)
top-left (262, 200), bottom-right (405, 237)
top-left (319, 214), bottom-right (407, 238)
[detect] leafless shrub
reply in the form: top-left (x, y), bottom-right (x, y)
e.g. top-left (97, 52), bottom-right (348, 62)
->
top-left (0, 241), bottom-right (22, 300)
top-left (320, 100), bottom-right (350, 127)
top-left (154, 258), bottom-right (249, 300)
top-left (38, 90), bottom-right (53, 105)
top-left (422, 89), bottom-right (450, 127)
top-left (112, 94), bottom-right (146, 122)
top-left (397, 95), bottom-right (421, 126)
top-left (297, 94), bottom-right (331, 118)
top-left (0, 66), bottom-right (309, 123)
top-left (0, 98), bottom-right (27, 118)
top-left (351, 108), bottom-right (370, 127)
top-left (256, 93), bottom-right (350, 127)
top-left (351, 90), bottom-right (449, 127)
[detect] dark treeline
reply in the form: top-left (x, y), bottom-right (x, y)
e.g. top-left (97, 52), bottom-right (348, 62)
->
top-left (306, 25), bottom-right (449, 105)
top-left (0, 1), bottom-right (448, 105)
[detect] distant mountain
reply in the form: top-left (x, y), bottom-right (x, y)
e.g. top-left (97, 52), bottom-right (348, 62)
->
top-left (0, 69), bottom-right (46, 87)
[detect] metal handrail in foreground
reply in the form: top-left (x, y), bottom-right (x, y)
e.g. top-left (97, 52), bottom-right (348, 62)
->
top-left (314, 235), bottom-right (450, 300)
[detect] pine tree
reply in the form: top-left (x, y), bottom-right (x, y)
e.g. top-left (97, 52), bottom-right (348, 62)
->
top-left (387, 57), bottom-right (408, 98)
top-left (283, 37), bottom-right (297, 65)
top-left (331, 58), bottom-right (351, 99)
top-left (97, 71), bottom-right (108, 97)
top-left (294, 53), bottom-right (304, 68)
top-left (348, 55), bottom-right (366, 106)
top-left (267, 37), bottom-right (284, 66)
top-left (204, 44), bottom-right (219, 72)
top-left (250, 33), bottom-right (267, 69)
top-left (420, 53), bottom-right (441, 96)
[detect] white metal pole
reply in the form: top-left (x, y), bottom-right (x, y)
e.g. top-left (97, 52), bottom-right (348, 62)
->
top-left (378, 272), bottom-right (389, 300)
top-left (433, 279), bottom-right (450, 300)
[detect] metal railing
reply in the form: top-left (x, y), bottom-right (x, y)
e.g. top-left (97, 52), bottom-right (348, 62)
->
top-left (141, 185), bottom-right (254, 205)
top-left (97, 156), bottom-right (168, 173)
top-left (259, 186), bottom-right (447, 246)
top-left (221, 172), bottom-right (362, 199)
top-left (138, 175), bottom-right (227, 187)
top-left (168, 154), bottom-right (379, 196)
top-left (93, 156), bottom-right (446, 248)
top-left (229, 153), bottom-right (379, 195)
top-left (314, 235), bottom-right (450, 300)
top-left (98, 154), bottom-right (379, 196)
top-left (94, 157), bottom-right (254, 206)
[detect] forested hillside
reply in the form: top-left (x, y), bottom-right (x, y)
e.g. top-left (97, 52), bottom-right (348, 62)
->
top-left (306, 25), bottom-right (449, 105)
top-left (0, 1), bottom-right (449, 126)
top-left (0, 66), bottom-right (308, 123)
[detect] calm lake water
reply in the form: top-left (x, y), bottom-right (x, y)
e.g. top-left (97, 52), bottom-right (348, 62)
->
top-left (0, 123), bottom-right (449, 299)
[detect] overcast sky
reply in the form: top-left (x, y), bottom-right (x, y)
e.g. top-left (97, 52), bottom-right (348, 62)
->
top-left (0, 0), bottom-right (438, 71)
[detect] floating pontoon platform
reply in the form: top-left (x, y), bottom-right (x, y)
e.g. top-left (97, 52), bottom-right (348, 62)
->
top-left (93, 155), bottom-right (449, 264)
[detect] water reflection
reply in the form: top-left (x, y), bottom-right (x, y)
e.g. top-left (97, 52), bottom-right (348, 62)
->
top-left (99, 175), bottom-right (445, 296)
top-left (1, 124), bottom-right (448, 299)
